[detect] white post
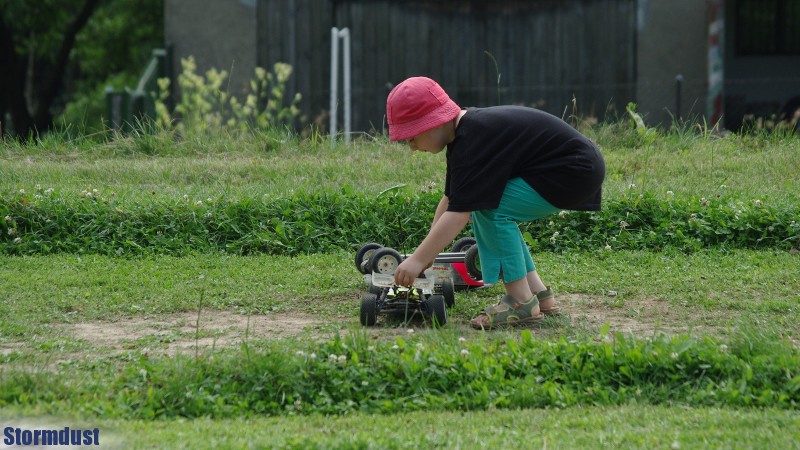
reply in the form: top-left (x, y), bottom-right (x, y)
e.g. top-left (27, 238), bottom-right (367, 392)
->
top-left (341, 28), bottom-right (351, 144)
top-left (329, 27), bottom-right (339, 147)
top-left (330, 27), bottom-right (351, 147)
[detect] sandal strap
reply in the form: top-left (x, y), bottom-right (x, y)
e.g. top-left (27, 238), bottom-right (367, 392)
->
top-left (536, 286), bottom-right (554, 302)
top-left (478, 295), bottom-right (539, 319)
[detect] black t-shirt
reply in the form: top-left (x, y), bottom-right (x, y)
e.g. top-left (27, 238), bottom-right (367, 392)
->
top-left (445, 106), bottom-right (605, 212)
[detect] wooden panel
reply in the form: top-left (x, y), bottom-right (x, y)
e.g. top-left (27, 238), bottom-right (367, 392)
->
top-left (257, 0), bottom-right (637, 133)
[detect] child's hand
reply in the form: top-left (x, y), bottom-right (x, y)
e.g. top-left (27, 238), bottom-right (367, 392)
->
top-left (393, 256), bottom-right (432, 287)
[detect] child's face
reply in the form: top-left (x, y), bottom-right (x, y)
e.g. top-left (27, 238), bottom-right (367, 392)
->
top-left (406, 124), bottom-right (449, 154)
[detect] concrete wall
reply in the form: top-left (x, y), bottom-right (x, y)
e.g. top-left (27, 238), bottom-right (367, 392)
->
top-left (165, 0), bottom-right (257, 98)
top-left (636, 0), bottom-right (708, 127)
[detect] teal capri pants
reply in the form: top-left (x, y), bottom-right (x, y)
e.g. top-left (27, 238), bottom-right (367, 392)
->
top-left (471, 177), bottom-right (559, 284)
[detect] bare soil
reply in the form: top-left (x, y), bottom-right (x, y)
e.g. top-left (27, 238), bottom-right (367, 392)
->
top-left (0, 293), bottom-right (737, 360)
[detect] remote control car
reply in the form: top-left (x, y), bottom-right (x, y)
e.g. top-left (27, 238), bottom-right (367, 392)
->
top-left (354, 239), bottom-right (484, 327)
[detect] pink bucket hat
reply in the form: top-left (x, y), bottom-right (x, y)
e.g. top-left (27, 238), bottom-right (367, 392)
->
top-left (386, 77), bottom-right (461, 141)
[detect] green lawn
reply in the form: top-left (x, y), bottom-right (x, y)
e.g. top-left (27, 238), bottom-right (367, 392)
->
top-left (3, 405), bottom-right (798, 449)
top-left (1, 129), bottom-right (798, 448)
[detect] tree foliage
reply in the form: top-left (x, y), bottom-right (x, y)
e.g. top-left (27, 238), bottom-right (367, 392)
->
top-left (0, 0), bottom-right (163, 139)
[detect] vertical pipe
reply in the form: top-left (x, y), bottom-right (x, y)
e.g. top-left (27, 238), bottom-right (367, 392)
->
top-left (330, 27), bottom-right (339, 147)
top-left (675, 74), bottom-right (684, 124)
top-left (341, 28), bottom-right (351, 143)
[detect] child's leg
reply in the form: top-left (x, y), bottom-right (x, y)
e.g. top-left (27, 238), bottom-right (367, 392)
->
top-left (469, 178), bottom-right (559, 328)
top-left (526, 270), bottom-right (557, 312)
top-left (526, 270), bottom-right (547, 294)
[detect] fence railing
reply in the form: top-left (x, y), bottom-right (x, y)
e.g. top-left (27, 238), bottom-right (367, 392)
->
top-left (105, 48), bottom-right (169, 132)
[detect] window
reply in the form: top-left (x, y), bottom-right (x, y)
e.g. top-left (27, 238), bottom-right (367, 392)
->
top-left (735, 0), bottom-right (800, 55)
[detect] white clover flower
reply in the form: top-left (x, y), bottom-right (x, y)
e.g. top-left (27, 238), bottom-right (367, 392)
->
top-left (700, 197), bottom-right (709, 207)
top-left (407, 328), bottom-right (415, 334)
top-left (13, 237), bottom-right (22, 244)
top-left (558, 210), bottom-right (568, 218)
top-left (458, 337), bottom-right (466, 343)
top-left (7, 228), bottom-right (16, 236)
top-left (666, 191), bottom-right (674, 196)
top-left (205, 212), bottom-right (213, 218)
top-left (628, 183), bottom-right (636, 189)
top-left (671, 352), bottom-right (679, 360)
top-left (719, 344), bottom-right (728, 353)
top-left (207, 197), bottom-right (213, 203)
top-left (550, 231), bottom-right (560, 243)
top-left (368, 346), bottom-right (375, 352)
top-left (754, 199), bottom-right (763, 206)
top-left (195, 201), bottom-right (203, 206)
top-left (361, 381), bottom-right (369, 387)
top-left (392, 344), bottom-right (399, 350)
top-left (296, 350), bottom-right (306, 357)
top-left (328, 354), bottom-right (338, 362)
top-left (4, 215), bottom-right (11, 222)
top-left (460, 349), bottom-right (470, 357)
top-left (35, 184), bottom-right (42, 191)
top-left (18, 189), bottom-right (25, 195)
top-left (415, 343), bottom-right (425, 350)
top-left (619, 220), bottom-right (629, 229)
top-left (719, 184), bottom-right (727, 189)
top-left (183, 194), bottom-right (189, 201)
top-left (548, 221), bottom-right (555, 227)
top-left (337, 354), bottom-right (347, 365)
top-left (309, 353), bottom-right (316, 360)
top-left (604, 244), bottom-right (612, 251)
top-left (45, 188), bottom-right (54, 195)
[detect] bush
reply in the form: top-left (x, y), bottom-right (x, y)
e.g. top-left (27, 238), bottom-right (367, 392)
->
top-left (1, 188), bottom-right (798, 256)
top-left (1, 330), bottom-right (797, 418)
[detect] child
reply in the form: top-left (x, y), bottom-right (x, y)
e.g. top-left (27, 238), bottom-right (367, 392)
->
top-left (386, 76), bottom-right (605, 329)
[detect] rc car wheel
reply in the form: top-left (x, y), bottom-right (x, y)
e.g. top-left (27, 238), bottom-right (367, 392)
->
top-left (464, 245), bottom-right (482, 280)
top-left (360, 293), bottom-right (378, 326)
top-left (441, 278), bottom-right (455, 307)
top-left (426, 294), bottom-right (447, 327)
top-left (450, 237), bottom-right (477, 253)
top-left (368, 247), bottom-right (403, 275)
top-left (355, 243), bottom-right (383, 274)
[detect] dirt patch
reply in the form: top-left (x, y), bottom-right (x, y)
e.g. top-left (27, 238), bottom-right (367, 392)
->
top-left (60, 311), bottom-right (325, 356)
top-left (0, 294), bottom-right (739, 362)
top-left (558, 293), bottom-right (724, 337)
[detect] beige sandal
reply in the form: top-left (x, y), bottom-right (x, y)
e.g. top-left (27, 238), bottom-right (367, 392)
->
top-left (537, 286), bottom-right (561, 316)
top-left (470, 295), bottom-right (543, 330)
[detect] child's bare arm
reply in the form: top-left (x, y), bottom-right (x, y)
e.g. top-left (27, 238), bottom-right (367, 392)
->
top-left (394, 210), bottom-right (471, 286)
top-left (431, 195), bottom-right (449, 228)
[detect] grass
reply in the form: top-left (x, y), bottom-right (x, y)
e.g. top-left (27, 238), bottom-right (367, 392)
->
top-left (1, 249), bottom-right (797, 353)
top-left (1, 126), bottom-right (799, 447)
top-left (2, 128), bottom-right (799, 205)
top-left (0, 250), bottom-right (800, 342)
top-left (2, 405), bottom-right (798, 449)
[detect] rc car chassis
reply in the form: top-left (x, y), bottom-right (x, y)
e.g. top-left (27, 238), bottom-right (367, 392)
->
top-left (354, 239), bottom-right (484, 327)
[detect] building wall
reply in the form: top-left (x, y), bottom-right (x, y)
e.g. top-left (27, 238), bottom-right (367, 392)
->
top-left (258, 0), bottom-right (638, 133)
top-left (165, 0), bottom-right (257, 98)
top-left (636, 0), bottom-right (708, 127)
